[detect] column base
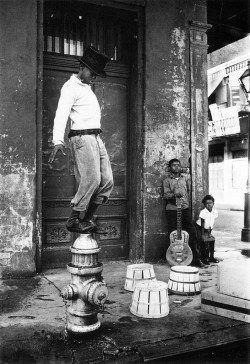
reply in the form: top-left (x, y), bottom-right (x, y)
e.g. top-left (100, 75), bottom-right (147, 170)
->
top-left (66, 320), bottom-right (101, 335)
top-left (241, 192), bottom-right (250, 242)
top-left (241, 228), bottom-right (250, 242)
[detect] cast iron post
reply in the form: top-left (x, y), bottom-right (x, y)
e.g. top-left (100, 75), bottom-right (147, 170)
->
top-left (241, 116), bottom-right (250, 242)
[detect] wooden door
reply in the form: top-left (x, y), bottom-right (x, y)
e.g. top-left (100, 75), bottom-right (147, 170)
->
top-left (42, 1), bottom-right (136, 268)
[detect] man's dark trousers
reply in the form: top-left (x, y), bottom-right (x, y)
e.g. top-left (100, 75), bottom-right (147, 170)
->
top-left (166, 208), bottom-right (200, 262)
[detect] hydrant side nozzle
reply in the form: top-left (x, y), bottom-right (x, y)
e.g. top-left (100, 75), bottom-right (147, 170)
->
top-left (87, 282), bottom-right (108, 306)
top-left (60, 284), bottom-right (79, 300)
top-left (97, 291), bottom-right (108, 305)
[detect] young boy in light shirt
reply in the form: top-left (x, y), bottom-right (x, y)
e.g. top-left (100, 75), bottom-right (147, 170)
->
top-left (195, 194), bottom-right (219, 264)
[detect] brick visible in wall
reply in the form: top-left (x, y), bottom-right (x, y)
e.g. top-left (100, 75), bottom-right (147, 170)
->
top-left (0, 252), bottom-right (11, 266)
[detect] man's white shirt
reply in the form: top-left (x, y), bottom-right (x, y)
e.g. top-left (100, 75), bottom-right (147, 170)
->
top-left (52, 74), bottom-right (101, 145)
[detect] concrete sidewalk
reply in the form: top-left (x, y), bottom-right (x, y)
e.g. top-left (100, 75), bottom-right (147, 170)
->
top-left (1, 211), bottom-right (250, 363)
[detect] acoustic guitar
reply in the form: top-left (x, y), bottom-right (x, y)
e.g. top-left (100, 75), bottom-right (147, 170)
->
top-left (166, 197), bottom-right (193, 266)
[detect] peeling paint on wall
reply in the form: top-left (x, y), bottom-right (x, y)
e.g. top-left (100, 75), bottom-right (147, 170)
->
top-left (142, 0), bottom-right (206, 262)
top-left (0, 166), bottom-right (36, 276)
top-left (145, 25), bottom-right (191, 196)
top-left (0, 0), bottom-right (38, 276)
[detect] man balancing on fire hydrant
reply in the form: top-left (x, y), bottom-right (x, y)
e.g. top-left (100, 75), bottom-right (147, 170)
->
top-left (49, 46), bottom-right (113, 234)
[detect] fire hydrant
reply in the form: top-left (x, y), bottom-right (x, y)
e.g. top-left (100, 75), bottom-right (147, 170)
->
top-left (61, 233), bottom-right (108, 335)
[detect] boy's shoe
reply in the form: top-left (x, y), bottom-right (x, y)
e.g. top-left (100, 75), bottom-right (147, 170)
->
top-left (66, 219), bottom-right (96, 234)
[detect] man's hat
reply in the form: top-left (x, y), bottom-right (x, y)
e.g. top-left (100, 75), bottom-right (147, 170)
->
top-left (75, 46), bottom-right (110, 78)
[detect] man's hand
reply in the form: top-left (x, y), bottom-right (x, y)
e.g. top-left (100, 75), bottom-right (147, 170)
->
top-left (48, 144), bottom-right (66, 164)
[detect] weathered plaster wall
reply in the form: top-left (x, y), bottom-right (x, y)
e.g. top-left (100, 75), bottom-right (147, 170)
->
top-left (0, 0), bottom-right (37, 277)
top-left (144, 0), bottom-right (207, 261)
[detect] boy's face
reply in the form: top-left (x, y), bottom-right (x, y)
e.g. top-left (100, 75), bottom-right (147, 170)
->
top-left (170, 161), bottom-right (181, 174)
top-left (205, 199), bottom-right (214, 212)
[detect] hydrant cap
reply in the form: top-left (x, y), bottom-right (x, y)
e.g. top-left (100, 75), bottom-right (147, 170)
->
top-left (71, 234), bottom-right (100, 252)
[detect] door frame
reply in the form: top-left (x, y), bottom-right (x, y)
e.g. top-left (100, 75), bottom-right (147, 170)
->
top-left (35, 0), bottom-right (145, 272)
top-left (36, 0), bottom-right (44, 272)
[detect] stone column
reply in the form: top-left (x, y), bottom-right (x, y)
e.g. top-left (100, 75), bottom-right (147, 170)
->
top-left (223, 140), bottom-right (232, 208)
top-left (189, 20), bottom-right (212, 220)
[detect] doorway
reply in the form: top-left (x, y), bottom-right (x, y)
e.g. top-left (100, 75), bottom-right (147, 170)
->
top-left (41, 1), bottom-right (139, 268)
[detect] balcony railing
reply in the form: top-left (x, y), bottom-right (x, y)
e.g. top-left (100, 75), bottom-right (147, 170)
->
top-left (208, 115), bottom-right (249, 139)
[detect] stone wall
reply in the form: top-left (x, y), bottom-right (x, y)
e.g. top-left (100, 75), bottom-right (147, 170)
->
top-left (0, 0), bottom-right (209, 272)
top-left (0, 0), bottom-right (38, 277)
top-left (143, 0), bottom-right (208, 261)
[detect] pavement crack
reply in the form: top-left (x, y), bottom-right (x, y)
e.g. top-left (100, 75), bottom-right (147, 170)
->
top-left (70, 347), bottom-right (76, 364)
top-left (101, 335), bottom-right (119, 348)
top-left (101, 335), bottom-right (140, 360)
top-left (40, 274), bottom-right (61, 293)
top-left (40, 274), bottom-right (68, 317)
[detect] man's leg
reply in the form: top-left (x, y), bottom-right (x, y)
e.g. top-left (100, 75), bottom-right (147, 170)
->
top-left (66, 135), bottom-right (101, 233)
top-left (82, 198), bottom-right (105, 234)
top-left (90, 136), bottom-right (114, 205)
top-left (81, 136), bottom-right (113, 234)
top-left (70, 135), bottom-right (101, 210)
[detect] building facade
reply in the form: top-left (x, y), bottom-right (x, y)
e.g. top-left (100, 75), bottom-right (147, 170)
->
top-left (208, 35), bottom-right (250, 210)
top-left (0, 0), bottom-right (209, 277)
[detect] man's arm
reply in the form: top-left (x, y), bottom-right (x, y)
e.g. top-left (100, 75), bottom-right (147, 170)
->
top-left (163, 178), bottom-right (176, 200)
top-left (53, 83), bottom-right (76, 145)
top-left (49, 82), bottom-right (76, 163)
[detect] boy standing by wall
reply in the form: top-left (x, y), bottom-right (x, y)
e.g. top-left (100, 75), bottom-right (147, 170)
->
top-left (195, 194), bottom-right (219, 264)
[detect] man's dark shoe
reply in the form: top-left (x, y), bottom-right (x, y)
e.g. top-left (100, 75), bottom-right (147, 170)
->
top-left (92, 226), bottom-right (108, 235)
top-left (85, 220), bottom-right (108, 235)
top-left (192, 259), bottom-right (207, 268)
top-left (66, 219), bottom-right (96, 234)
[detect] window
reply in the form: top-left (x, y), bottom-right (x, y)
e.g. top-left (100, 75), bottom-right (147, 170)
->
top-left (232, 150), bottom-right (248, 189)
top-left (209, 154), bottom-right (224, 190)
top-left (44, 1), bottom-right (135, 64)
top-left (231, 86), bottom-right (240, 106)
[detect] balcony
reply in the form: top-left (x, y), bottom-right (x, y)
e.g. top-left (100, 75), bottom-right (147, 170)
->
top-left (208, 115), bottom-right (249, 140)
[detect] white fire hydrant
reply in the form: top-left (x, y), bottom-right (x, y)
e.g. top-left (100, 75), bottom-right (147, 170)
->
top-left (61, 233), bottom-right (108, 335)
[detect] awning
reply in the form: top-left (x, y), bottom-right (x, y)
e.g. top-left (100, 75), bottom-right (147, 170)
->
top-left (207, 70), bottom-right (226, 97)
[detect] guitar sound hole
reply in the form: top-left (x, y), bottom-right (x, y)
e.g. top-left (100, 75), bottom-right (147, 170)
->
top-left (172, 246), bottom-right (184, 252)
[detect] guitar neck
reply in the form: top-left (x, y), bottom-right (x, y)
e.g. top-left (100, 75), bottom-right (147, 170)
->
top-left (177, 206), bottom-right (182, 239)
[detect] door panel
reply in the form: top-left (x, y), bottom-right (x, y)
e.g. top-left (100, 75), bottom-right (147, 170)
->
top-left (94, 81), bottom-right (127, 197)
top-left (93, 81), bottom-right (128, 259)
top-left (42, 1), bottom-right (135, 268)
top-left (42, 62), bottom-right (130, 268)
